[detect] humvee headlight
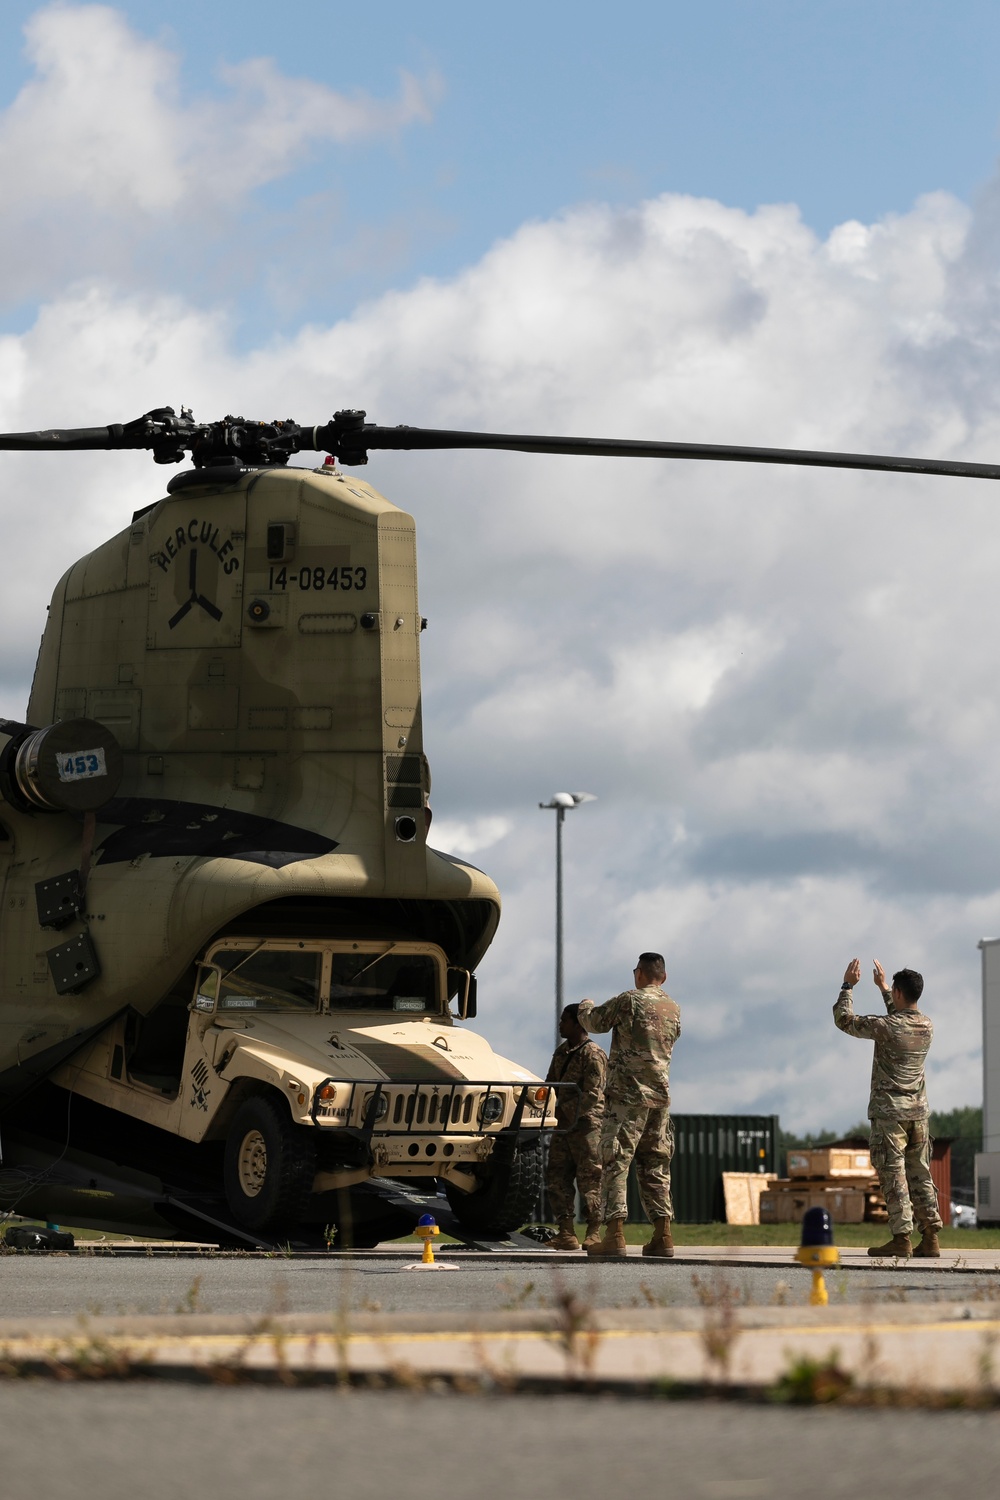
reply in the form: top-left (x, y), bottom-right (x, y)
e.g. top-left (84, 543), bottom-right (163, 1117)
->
top-left (480, 1093), bottom-right (504, 1125)
top-left (365, 1092), bottom-right (389, 1120)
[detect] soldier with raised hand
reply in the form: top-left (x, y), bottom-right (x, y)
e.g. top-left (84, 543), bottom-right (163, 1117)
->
top-left (835, 957), bottom-right (943, 1259)
top-left (544, 1003), bottom-right (608, 1251)
top-left (578, 952), bottom-right (681, 1259)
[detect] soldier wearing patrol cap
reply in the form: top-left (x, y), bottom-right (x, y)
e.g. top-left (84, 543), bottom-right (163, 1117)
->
top-left (578, 952), bottom-right (681, 1259)
top-left (835, 957), bottom-right (943, 1259)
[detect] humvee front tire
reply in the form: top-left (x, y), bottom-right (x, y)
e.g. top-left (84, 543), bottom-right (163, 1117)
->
top-left (443, 1138), bottom-right (542, 1233)
top-left (223, 1095), bottom-right (316, 1234)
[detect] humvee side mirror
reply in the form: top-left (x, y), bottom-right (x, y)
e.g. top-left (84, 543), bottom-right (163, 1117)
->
top-left (193, 964), bottom-right (221, 1013)
top-left (448, 968), bottom-right (478, 1020)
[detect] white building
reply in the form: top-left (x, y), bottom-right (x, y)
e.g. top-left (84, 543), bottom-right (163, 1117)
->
top-left (975, 938), bottom-right (1000, 1225)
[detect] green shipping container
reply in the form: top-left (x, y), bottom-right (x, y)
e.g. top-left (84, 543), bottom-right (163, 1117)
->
top-left (626, 1113), bottom-right (781, 1224)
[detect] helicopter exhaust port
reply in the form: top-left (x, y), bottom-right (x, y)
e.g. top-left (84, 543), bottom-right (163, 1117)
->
top-left (0, 717), bottom-right (123, 814)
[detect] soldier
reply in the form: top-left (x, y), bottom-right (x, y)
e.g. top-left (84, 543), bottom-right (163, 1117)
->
top-left (835, 957), bottom-right (943, 1259)
top-left (544, 1003), bottom-right (608, 1250)
top-left (579, 952), bottom-right (681, 1259)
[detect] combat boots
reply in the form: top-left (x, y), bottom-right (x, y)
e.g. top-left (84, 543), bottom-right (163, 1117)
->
top-left (586, 1217), bottom-right (627, 1258)
top-left (581, 1221), bottom-right (603, 1252)
top-left (641, 1216), bottom-right (675, 1258)
top-left (913, 1225), bottom-right (942, 1258)
top-left (549, 1220), bottom-right (581, 1251)
top-left (867, 1232), bottom-right (912, 1258)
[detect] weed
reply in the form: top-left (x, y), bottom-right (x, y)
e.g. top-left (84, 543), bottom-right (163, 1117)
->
top-left (539, 1271), bottom-right (602, 1381)
top-left (691, 1271), bottom-right (745, 1309)
top-left (859, 1328), bottom-right (883, 1391)
top-left (693, 1273), bottom-right (741, 1382)
top-left (967, 1281), bottom-right (1000, 1303)
top-left (830, 1268), bottom-right (850, 1302)
top-left (174, 1275), bottom-right (207, 1315)
top-left (265, 1278), bottom-right (291, 1317)
top-left (771, 1352), bottom-right (853, 1405)
top-left (634, 1279), bottom-right (675, 1308)
top-left (498, 1278), bottom-right (539, 1311)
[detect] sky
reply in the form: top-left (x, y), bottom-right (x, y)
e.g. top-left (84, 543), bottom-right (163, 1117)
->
top-left (2, 2), bottom-right (1000, 1131)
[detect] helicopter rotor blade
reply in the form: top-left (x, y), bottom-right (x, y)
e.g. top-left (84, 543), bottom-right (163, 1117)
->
top-left (317, 420), bottom-right (1000, 482)
top-left (4, 407), bottom-right (1000, 484)
top-left (0, 408), bottom-right (204, 463)
top-left (0, 425), bottom-right (140, 451)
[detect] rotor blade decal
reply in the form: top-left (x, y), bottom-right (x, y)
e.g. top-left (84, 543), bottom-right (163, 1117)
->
top-left (194, 594), bottom-right (223, 622)
top-left (167, 599), bottom-right (193, 629)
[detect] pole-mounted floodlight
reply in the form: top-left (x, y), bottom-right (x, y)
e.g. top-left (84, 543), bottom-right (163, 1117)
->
top-left (538, 792), bottom-right (597, 1050)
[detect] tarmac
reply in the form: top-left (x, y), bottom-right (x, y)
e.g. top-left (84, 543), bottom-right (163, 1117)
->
top-left (2, 1242), bottom-right (1000, 1398)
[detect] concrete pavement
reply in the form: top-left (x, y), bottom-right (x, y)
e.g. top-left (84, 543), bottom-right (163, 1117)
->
top-left (2, 1292), bottom-right (1000, 1396)
top-left (3, 1240), bottom-right (1000, 1397)
top-left (2, 1385), bottom-right (999, 1500)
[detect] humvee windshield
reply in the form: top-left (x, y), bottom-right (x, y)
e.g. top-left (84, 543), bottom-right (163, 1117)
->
top-left (217, 948), bottom-right (322, 1013)
top-left (206, 946), bottom-right (441, 1014)
top-left (329, 952), bottom-right (438, 1013)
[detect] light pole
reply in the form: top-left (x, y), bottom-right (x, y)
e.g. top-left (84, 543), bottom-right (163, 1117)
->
top-left (538, 792), bottom-right (597, 1049)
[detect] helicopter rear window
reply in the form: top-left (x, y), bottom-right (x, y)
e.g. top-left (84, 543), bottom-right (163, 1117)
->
top-left (217, 949), bottom-right (322, 1013)
top-left (328, 953), bottom-right (438, 1013)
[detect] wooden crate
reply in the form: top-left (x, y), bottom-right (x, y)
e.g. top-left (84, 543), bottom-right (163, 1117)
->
top-left (767, 1173), bottom-right (877, 1195)
top-left (759, 1186), bottom-right (867, 1224)
top-left (722, 1171), bottom-right (777, 1225)
top-left (787, 1147), bottom-right (872, 1178)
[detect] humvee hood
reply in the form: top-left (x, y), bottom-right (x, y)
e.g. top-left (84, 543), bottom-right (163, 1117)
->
top-left (216, 1013), bottom-right (541, 1085)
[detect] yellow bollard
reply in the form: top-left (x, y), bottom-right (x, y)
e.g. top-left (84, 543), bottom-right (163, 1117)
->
top-left (415, 1214), bottom-right (440, 1265)
top-left (795, 1207), bottom-right (839, 1306)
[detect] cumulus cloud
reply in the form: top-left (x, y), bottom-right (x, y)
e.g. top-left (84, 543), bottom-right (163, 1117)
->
top-left (429, 817), bottom-right (513, 858)
top-left (0, 4), bottom-right (438, 304)
top-left (4, 109), bottom-right (1000, 1125)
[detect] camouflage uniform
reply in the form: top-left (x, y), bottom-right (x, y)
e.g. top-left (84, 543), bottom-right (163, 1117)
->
top-left (833, 985), bottom-right (942, 1237)
top-left (544, 1038), bottom-right (607, 1223)
top-left (579, 985), bottom-right (681, 1222)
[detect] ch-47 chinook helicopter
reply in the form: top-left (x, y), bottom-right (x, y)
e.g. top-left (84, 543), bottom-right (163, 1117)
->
top-left (0, 405), bottom-right (995, 1247)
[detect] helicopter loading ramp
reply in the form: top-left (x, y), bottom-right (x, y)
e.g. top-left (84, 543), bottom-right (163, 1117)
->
top-left (0, 1128), bottom-right (552, 1254)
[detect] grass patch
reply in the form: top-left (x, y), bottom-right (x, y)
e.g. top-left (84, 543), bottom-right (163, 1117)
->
top-left (629, 1222), bottom-right (1000, 1249)
top-left (13, 1217), bottom-right (1000, 1252)
top-left (385, 1221), bottom-right (1000, 1248)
